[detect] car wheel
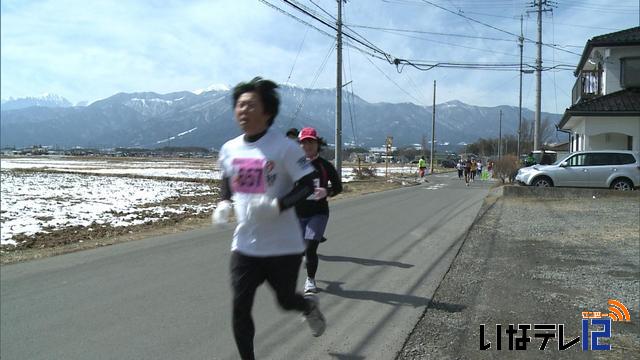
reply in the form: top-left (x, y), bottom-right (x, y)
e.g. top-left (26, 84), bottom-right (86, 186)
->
top-left (611, 178), bottom-right (633, 191)
top-left (532, 176), bottom-right (553, 187)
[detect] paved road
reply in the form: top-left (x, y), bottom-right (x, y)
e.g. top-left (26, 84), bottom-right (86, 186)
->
top-left (1, 174), bottom-right (491, 360)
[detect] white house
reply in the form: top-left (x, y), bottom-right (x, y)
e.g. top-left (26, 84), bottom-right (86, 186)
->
top-left (558, 26), bottom-right (640, 152)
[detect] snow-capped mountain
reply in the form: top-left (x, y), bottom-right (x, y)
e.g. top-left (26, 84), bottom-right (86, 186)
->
top-left (1, 94), bottom-right (73, 111)
top-left (0, 86), bottom-right (562, 149)
top-left (191, 84), bottom-right (230, 95)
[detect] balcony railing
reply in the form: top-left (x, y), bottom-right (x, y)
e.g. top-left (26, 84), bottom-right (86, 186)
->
top-left (572, 70), bottom-right (602, 105)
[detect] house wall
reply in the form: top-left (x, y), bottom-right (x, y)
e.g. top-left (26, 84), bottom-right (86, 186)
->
top-left (585, 116), bottom-right (640, 150)
top-left (602, 46), bottom-right (640, 95)
top-left (589, 133), bottom-right (630, 150)
top-left (568, 116), bottom-right (640, 151)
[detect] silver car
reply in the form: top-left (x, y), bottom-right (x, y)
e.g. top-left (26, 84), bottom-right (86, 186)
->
top-left (515, 150), bottom-right (640, 190)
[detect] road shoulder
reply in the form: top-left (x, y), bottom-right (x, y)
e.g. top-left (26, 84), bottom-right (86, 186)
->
top-left (397, 189), bottom-right (640, 359)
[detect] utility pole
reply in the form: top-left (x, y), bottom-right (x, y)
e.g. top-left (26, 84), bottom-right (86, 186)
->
top-left (498, 110), bottom-right (503, 159)
top-left (531, 0), bottom-right (554, 151)
top-left (518, 14), bottom-right (523, 161)
top-left (335, 0), bottom-right (343, 178)
top-left (430, 80), bottom-right (436, 175)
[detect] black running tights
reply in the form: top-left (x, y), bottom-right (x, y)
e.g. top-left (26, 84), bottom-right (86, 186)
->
top-left (305, 240), bottom-right (320, 279)
top-left (230, 252), bottom-right (310, 360)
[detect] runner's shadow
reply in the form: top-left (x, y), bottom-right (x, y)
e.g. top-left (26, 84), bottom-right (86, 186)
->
top-left (327, 354), bottom-right (365, 360)
top-left (319, 281), bottom-right (464, 311)
top-left (318, 254), bottom-right (413, 268)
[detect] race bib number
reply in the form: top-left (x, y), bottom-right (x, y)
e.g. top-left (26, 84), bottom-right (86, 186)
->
top-left (232, 158), bottom-right (266, 193)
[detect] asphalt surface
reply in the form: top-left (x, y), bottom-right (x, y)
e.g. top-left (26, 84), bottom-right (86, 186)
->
top-left (1, 174), bottom-right (491, 360)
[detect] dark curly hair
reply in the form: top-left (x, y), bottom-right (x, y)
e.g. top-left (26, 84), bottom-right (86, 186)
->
top-left (232, 77), bottom-right (280, 126)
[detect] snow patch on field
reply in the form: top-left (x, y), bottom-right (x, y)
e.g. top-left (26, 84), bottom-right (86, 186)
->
top-left (1, 169), bottom-right (215, 246)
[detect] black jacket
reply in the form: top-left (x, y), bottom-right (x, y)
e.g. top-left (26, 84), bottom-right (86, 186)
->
top-left (295, 156), bottom-right (342, 218)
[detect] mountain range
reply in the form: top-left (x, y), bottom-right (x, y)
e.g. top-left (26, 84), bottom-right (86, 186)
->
top-left (1, 94), bottom-right (74, 111)
top-left (0, 86), bottom-right (562, 149)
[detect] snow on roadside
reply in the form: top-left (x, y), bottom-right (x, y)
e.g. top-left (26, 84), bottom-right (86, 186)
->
top-left (1, 157), bottom-right (222, 180)
top-left (0, 171), bottom-right (216, 246)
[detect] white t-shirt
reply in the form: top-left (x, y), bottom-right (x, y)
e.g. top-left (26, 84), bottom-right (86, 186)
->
top-left (218, 128), bottom-right (313, 256)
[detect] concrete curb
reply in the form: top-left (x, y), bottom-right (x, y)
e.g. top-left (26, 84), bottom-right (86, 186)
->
top-left (500, 184), bottom-right (640, 199)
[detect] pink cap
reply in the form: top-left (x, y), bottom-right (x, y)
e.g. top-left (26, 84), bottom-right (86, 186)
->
top-left (298, 127), bottom-right (318, 141)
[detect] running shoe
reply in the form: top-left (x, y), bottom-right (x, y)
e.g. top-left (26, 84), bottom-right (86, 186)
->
top-left (303, 295), bottom-right (326, 337)
top-left (304, 277), bottom-right (318, 294)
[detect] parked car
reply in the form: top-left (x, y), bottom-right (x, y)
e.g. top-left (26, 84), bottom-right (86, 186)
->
top-left (515, 150), bottom-right (640, 190)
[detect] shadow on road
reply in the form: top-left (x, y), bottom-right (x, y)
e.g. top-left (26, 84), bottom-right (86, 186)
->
top-left (319, 280), bottom-right (466, 312)
top-left (318, 254), bottom-right (414, 268)
top-left (327, 353), bottom-right (366, 360)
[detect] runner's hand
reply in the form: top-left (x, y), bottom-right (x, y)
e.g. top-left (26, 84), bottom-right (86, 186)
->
top-left (212, 200), bottom-right (233, 225)
top-left (246, 196), bottom-right (280, 222)
top-left (313, 187), bottom-right (328, 200)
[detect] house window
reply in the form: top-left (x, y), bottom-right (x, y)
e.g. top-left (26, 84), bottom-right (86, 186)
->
top-left (620, 57), bottom-right (640, 88)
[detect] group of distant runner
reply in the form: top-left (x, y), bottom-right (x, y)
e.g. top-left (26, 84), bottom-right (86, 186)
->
top-left (456, 158), bottom-right (493, 186)
top-left (212, 77), bottom-right (342, 360)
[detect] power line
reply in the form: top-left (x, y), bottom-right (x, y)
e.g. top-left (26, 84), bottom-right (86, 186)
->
top-left (441, 8), bottom-right (624, 31)
top-left (258, 0), bottom-right (335, 39)
top-left (287, 39), bottom-right (336, 128)
top-left (264, 0), bottom-right (575, 75)
top-left (347, 24), bottom-right (516, 42)
top-left (343, 5), bottom-right (359, 147)
top-left (309, 0), bottom-right (336, 20)
top-left (348, 23), bottom-right (585, 48)
top-left (355, 41), bottom-right (425, 105)
top-left (282, 0), bottom-right (395, 62)
top-left (372, 27), bottom-right (537, 60)
top-left (259, 0), bottom-right (390, 61)
top-left (379, 0), bottom-right (584, 56)
top-left (286, 27), bottom-right (309, 84)
top-left (415, 0), bottom-right (583, 56)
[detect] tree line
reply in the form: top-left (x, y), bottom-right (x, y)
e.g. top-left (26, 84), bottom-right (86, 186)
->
top-left (465, 117), bottom-right (562, 158)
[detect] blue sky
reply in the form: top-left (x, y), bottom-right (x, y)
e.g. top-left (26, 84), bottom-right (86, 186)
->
top-left (1, 0), bottom-right (638, 113)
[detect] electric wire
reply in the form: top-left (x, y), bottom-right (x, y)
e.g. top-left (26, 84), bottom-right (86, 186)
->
top-left (287, 39), bottom-right (337, 128)
top-left (286, 27), bottom-right (310, 84)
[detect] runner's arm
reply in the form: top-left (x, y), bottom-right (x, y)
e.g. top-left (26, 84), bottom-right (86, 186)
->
top-left (278, 172), bottom-right (316, 211)
top-left (220, 176), bottom-right (232, 201)
top-left (325, 160), bottom-right (343, 197)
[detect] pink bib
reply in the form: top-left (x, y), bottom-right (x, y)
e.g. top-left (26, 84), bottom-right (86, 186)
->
top-left (232, 158), bottom-right (266, 193)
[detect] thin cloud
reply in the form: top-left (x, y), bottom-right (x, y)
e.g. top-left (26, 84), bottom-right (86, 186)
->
top-left (1, 0), bottom-right (637, 113)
